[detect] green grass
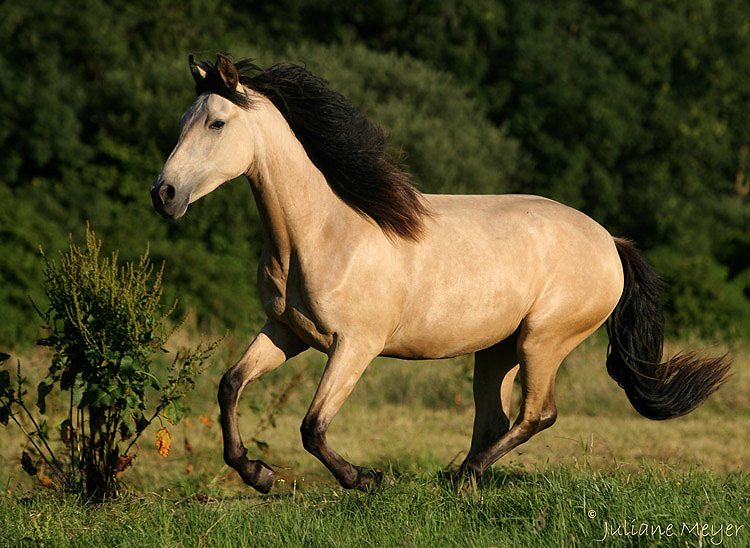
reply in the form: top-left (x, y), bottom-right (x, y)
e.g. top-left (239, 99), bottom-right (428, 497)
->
top-left (2, 467), bottom-right (748, 547)
top-left (1, 334), bottom-right (749, 546)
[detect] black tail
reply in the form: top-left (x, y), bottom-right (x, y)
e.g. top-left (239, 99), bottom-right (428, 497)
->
top-left (606, 238), bottom-right (731, 420)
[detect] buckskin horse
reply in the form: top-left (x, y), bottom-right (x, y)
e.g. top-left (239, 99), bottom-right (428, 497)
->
top-left (150, 54), bottom-right (730, 493)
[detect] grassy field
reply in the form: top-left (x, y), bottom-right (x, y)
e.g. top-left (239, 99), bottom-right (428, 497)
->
top-left (1, 332), bottom-right (748, 547)
top-left (2, 467), bottom-right (748, 547)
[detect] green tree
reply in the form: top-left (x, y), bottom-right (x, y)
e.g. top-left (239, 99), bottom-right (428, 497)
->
top-left (1, 0), bottom-right (748, 345)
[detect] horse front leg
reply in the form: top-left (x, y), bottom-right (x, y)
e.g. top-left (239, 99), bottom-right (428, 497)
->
top-left (219, 321), bottom-right (307, 493)
top-left (300, 337), bottom-right (379, 490)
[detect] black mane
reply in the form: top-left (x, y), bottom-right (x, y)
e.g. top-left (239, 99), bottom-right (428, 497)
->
top-left (194, 56), bottom-right (431, 241)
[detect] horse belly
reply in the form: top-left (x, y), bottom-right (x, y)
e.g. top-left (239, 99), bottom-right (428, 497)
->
top-left (382, 273), bottom-right (531, 359)
top-left (382, 326), bottom-right (519, 359)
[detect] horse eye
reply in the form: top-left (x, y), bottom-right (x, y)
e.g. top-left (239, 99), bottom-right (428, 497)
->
top-left (209, 120), bottom-right (225, 130)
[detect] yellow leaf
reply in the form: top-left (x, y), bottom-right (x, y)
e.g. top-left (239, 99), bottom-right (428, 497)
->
top-left (156, 427), bottom-right (172, 458)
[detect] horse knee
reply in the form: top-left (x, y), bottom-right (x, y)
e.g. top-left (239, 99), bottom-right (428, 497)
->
top-left (218, 369), bottom-right (242, 407)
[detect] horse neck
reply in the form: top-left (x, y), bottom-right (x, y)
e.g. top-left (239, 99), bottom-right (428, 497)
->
top-left (246, 99), bottom-right (354, 261)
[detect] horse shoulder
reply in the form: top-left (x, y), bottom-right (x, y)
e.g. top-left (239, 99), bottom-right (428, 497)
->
top-left (259, 229), bottom-right (408, 353)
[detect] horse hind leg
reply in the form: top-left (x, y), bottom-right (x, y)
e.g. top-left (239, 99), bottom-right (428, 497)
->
top-left (536, 383), bottom-right (558, 433)
top-left (466, 337), bottom-right (519, 461)
top-left (460, 328), bottom-right (571, 478)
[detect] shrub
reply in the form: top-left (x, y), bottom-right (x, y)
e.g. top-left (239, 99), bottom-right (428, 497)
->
top-left (648, 246), bottom-right (750, 342)
top-left (0, 227), bottom-right (219, 500)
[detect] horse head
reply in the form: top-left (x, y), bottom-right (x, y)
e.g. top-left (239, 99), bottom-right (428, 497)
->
top-left (151, 55), bottom-right (256, 219)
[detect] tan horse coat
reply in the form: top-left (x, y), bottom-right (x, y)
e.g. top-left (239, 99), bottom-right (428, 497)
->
top-left (151, 55), bottom-right (728, 492)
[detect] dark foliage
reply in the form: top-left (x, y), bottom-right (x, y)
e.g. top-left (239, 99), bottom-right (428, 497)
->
top-left (0, 0), bottom-right (748, 346)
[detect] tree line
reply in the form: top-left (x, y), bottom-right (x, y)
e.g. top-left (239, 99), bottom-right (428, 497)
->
top-left (1, 0), bottom-right (748, 347)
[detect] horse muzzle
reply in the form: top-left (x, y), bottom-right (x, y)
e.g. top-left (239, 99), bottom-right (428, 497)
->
top-left (151, 177), bottom-right (189, 219)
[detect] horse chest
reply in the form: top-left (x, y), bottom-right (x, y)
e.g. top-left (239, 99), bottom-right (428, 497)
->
top-left (257, 263), bottom-right (334, 351)
top-left (257, 262), bottom-right (288, 319)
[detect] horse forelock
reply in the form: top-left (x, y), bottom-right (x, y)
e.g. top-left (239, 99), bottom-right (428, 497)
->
top-left (194, 55), bottom-right (431, 241)
top-left (194, 57), bottom-right (258, 109)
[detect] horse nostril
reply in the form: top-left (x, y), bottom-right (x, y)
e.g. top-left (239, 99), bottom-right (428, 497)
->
top-left (160, 184), bottom-right (176, 203)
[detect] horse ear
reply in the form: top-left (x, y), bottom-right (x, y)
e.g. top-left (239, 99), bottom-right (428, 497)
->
top-left (189, 55), bottom-right (207, 84)
top-left (217, 54), bottom-right (241, 91)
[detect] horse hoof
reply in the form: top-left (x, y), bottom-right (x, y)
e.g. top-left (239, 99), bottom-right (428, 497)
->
top-left (253, 460), bottom-right (276, 493)
top-left (353, 467), bottom-right (385, 491)
top-left (237, 459), bottom-right (275, 493)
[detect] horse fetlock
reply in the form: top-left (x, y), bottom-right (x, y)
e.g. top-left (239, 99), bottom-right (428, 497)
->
top-left (223, 444), bottom-right (248, 467)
